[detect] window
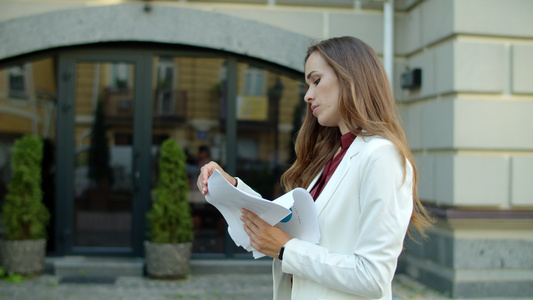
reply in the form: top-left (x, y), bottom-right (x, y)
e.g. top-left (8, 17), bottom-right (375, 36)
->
top-left (238, 66), bottom-right (268, 121)
top-left (243, 66), bottom-right (265, 96)
top-left (155, 57), bottom-right (176, 115)
top-left (8, 65), bottom-right (28, 99)
top-left (237, 138), bottom-right (258, 161)
top-left (110, 63), bottom-right (131, 91)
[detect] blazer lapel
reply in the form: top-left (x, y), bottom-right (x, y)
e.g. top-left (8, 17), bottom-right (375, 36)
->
top-left (313, 135), bottom-right (368, 216)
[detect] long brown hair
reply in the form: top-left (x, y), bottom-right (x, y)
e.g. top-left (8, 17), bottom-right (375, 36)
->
top-left (280, 36), bottom-right (433, 240)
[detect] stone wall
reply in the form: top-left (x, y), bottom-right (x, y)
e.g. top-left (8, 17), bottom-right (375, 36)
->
top-left (394, 0), bottom-right (533, 297)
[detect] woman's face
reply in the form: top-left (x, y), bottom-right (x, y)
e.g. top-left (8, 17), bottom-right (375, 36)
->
top-left (304, 52), bottom-right (349, 134)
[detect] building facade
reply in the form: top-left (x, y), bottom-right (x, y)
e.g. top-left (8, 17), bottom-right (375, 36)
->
top-left (0, 0), bottom-right (532, 298)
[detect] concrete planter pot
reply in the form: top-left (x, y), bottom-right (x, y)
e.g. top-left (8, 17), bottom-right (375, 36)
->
top-left (144, 240), bottom-right (192, 279)
top-left (0, 239), bottom-right (46, 275)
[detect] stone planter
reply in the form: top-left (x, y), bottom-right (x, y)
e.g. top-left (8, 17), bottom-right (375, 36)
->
top-left (144, 240), bottom-right (192, 279)
top-left (0, 239), bottom-right (46, 275)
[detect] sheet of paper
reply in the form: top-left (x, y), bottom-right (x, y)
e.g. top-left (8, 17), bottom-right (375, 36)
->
top-left (205, 169), bottom-right (320, 259)
top-left (275, 188), bottom-right (320, 244)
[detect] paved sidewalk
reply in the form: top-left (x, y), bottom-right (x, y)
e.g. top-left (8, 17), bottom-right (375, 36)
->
top-left (0, 273), bottom-right (273, 300)
top-left (0, 267), bottom-right (529, 300)
top-left (391, 274), bottom-right (529, 300)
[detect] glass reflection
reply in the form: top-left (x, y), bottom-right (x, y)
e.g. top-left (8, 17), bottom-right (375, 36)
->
top-left (0, 57), bottom-right (57, 251)
top-left (73, 62), bottom-right (135, 248)
top-left (233, 62), bottom-right (305, 254)
top-left (152, 56), bottom-right (227, 254)
top-left (235, 62), bottom-right (304, 200)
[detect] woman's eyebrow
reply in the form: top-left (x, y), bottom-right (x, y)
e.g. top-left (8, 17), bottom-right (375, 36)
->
top-left (306, 70), bottom-right (317, 81)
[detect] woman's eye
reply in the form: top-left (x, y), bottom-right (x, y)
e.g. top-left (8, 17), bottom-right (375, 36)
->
top-left (313, 78), bottom-right (321, 85)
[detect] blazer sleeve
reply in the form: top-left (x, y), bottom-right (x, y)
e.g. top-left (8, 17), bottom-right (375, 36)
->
top-left (233, 177), bottom-right (262, 198)
top-left (281, 142), bottom-right (414, 299)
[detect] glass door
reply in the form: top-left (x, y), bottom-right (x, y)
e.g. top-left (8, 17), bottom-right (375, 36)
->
top-left (55, 49), bottom-right (304, 258)
top-left (72, 61), bottom-right (135, 249)
top-left (151, 55), bottom-right (228, 255)
top-left (57, 52), bottom-right (152, 256)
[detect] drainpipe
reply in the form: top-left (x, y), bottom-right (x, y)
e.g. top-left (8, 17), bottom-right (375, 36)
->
top-left (383, 0), bottom-right (394, 88)
top-left (26, 63), bottom-right (39, 135)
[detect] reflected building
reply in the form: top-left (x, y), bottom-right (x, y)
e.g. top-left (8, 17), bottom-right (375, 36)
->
top-left (0, 50), bottom-right (305, 257)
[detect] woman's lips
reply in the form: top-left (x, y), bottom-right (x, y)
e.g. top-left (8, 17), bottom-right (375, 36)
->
top-left (311, 105), bottom-right (318, 114)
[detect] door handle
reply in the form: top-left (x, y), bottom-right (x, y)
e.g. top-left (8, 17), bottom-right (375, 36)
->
top-left (133, 151), bottom-right (140, 193)
top-left (62, 103), bottom-right (72, 112)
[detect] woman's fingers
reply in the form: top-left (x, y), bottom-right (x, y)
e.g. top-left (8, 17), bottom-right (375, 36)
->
top-left (240, 208), bottom-right (292, 258)
top-left (196, 161), bottom-right (220, 195)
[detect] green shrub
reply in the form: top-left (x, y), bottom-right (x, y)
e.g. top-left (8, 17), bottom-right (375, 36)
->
top-left (146, 138), bottom-right (193, 244)
top-left (1, 135), bottom-right (50, 240)
top-left (0, 267), bottom-right (26, 282)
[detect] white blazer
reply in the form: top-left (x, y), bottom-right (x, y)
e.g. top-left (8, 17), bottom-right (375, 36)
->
top-left (237, 135), bottom-right (413, 300)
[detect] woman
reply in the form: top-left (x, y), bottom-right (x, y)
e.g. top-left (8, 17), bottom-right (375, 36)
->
top-left (197, 36), bottom-right (433, 300)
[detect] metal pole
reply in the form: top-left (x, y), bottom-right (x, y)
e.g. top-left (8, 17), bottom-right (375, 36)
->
top-left (383, 0), bottom-right (394, 88)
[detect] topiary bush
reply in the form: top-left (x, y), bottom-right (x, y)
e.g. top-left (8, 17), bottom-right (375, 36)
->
top-left (146, 138), bottom-right (193, 244)
top-left (1, 135), bottom-right (50, 240)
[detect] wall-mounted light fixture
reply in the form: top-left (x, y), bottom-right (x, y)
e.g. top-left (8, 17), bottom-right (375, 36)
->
top-left (143, 0), bottom-right (152, 13)
top-left (400, 68), bottom-right (422, 90)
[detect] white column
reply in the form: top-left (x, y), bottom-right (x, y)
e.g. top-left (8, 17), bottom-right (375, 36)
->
top-left (383, 0), bottom-right (394, 88)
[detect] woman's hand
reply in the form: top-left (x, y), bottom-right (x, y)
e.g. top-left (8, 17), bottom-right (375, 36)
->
top-left (241, 208), bottom-right (292, 259)
top-left (196, 161), bottom-right (236, 195)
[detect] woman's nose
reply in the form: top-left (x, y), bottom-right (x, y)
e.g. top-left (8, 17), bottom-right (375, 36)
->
top-left (304, 89), bottom-right (314, 102)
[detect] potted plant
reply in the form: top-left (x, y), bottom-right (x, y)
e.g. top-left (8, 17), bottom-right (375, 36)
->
top-left (0, 135), bottom-right (50, 275)
top-left (145, 138), bottom-right (194, 279)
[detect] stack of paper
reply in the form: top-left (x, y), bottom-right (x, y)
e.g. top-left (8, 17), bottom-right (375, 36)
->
top-left (205, 169), bottom-right (320, 258)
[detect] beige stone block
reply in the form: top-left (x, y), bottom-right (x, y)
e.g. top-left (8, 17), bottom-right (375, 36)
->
top-left (396, 0), bottom-right (421, 12)
top-left (434, 154), bottom-right (454, 206)
top-left (414, 154), bottom-right (435, 202)
top-left (406, 97), bottom-right (533, 152)
top-left (435, 154), bottom-right (510, 206)
top-left (455, 0), bottom-right (533, 38)
top-left (420, 0), bottom-right (454, 46)
top-left (434, 41), bottom-right (454, 94)
top-left (0, 1), bottom-right (84, 22)
top-left (454, 155), bottom-right (509, 206)
top-left (398, 103), bottom-right (422, 150)
top-left (421, 99), bottom-right (454, 149)
top-left (427, 38), bottom-right (505, 95)
top-left (276, 0), bottom-right (353, 7)
top-left (395, 7), bottom-right (421, 55)
top-left (213, 8), bottom-right (324, 39)
top-left (454, 99), bottom-right (533, 150)
top-left (329, 13), bottom-right (384, 53)
top-left (511, 157), bottom-right (533, 206)
top-left (454, 42), bottom-right (505, 93)
top-left (512, 44), bottom-right (533, 94)
top-left (394, 6), bottom-right (422, 55)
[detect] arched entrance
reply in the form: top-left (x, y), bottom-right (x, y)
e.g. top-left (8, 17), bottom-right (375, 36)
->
top-left (0, 5), bottom-right (311, 258)
top-left (0, 3), bottom-right (309, 72)
top-left (2, 45), bottom-right (309, 259)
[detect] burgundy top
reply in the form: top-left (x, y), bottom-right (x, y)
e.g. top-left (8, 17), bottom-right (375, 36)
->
top-left (310, 132), bottom-right (357, 201)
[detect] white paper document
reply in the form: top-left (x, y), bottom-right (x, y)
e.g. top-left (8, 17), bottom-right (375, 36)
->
top-left (205, 169), bottom-right (320, 259)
